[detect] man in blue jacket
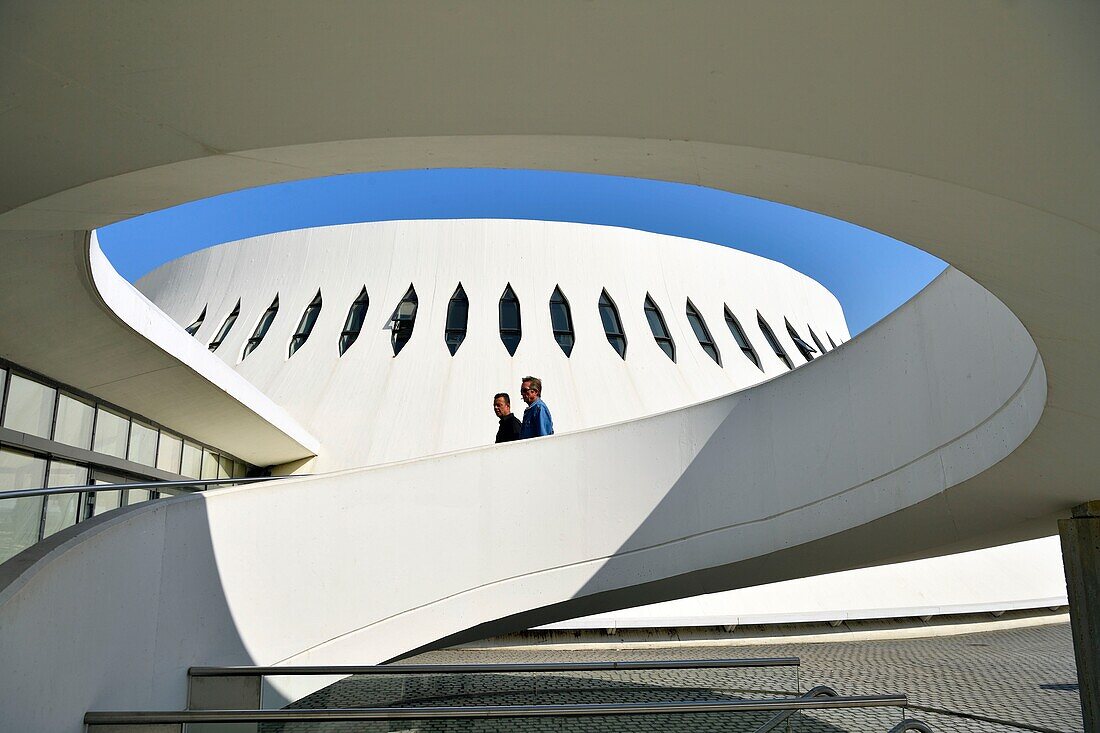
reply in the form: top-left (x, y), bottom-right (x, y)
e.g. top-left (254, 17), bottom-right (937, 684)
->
top-left (519, 376), bottom-right (554, 439)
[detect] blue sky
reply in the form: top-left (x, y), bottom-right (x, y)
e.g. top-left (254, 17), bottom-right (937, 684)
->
top-left (96, 169), bottom-right (945, 335)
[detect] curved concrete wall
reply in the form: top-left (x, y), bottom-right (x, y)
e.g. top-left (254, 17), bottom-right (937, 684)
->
top-left (0, 230), bottom-right (317, 466)
top-left (137, 220), bottom-right (848, 470)
top-left (0, 266), bottom-right (1045, 730)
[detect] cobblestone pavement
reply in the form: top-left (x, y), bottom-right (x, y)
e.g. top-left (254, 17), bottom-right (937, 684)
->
top-left (260, 622), bottom-right (1082, 733)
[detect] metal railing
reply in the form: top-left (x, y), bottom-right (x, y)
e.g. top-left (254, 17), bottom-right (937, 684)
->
top-left (85, 693), bottom-right (909, 727)
top-left (0, 476), bottom-right (296, 566)
top-left (0, 475), bottom-right (290, 501)
top-left (190, 657), bottom-right (801, 676)
top-left (187, 657), bottom-right (802, 711)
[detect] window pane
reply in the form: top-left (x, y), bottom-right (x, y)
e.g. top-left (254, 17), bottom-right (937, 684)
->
top-left (54, 393), bottom-right (94, 449)
top-left (2, 373), bottom-right (56, 439)
top-left (201, 449), bottom-right (219, 480)
top-left (500, 301), bottom-right (519, 330)
top-left (93, 407), bottom-right (129, 458)
top-left (128, 421), bottom-right (158, 466)
top-left (217, 455), bottom-right (233, 479)
top-left (43, 461), bottom-right (88, 538)
top-left (645, 308), bottom-right (666, 336)
top-left (549, 303), bottom-right (568, 332)
top-left (501, 333), bottom-right (521, 354)
top-left (599, 305), bottom-right (618, 334)
top-left (234, 460), bottom-right (247, 479)
top-left (157, 432), bottom-right (184, 474)
top-left (0, 448), bottom-right (48, 563)
top-left (0, 447), bottom-right (47, 491)
top-left (47, 460), bottom-right (88, 488)
top-left (346, 301), bottom-right (368, 334)
top-left (0, 367), bottom-right (6, 407)
top-left (446, 299), bottom-right (468, 330)
top-left (181, 441), bottom-right (202, 479)
top-left (687, 314), bottom-right (708, 342)
top-left (91, 489), bottom-right (121, 517)
top-left (658, 341), bottom-right (675, 361)
top-left (127, 489), bottom-right (153, 504)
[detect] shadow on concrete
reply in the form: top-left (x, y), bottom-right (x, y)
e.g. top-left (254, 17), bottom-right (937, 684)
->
top-left (261, 670), bottom-right (892, 733)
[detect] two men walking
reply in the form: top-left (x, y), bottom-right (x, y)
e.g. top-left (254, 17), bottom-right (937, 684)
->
top-left (494, 375), bottom-right (554, 443)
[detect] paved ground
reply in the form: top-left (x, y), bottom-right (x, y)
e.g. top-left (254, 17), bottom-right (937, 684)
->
top-left (261, 621), bottom-right (1082, 733)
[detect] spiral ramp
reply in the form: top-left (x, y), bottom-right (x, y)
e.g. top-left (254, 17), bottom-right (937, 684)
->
top-left (0, 3), bottom-right (1096, 730)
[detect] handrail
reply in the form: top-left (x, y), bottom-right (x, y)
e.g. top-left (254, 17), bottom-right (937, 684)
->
top-left (189, 657), bottom-right (800, 676)
top-left (85, 694), bottom-right (909, 725)
top-left (753, 684), bottom-right (838, 733)
top-left (0, 475), bottom-right (296, 500)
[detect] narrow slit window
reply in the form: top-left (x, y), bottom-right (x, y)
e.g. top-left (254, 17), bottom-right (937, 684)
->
top-left (339, 287), bottom-right (369, 355)
top-left (289, 291), bottom-right (322, 357)
top-left (808, 325), bottom-right (827, 354)
top-left (445, 284), bottom-right (469, 356)
top-left (724, 306), bottom-right (761, 369)
top-left (208, 300), bottom-right (240, 351)
top-left (391, 285), bottom-right (418, 356)
top-left (185, 306), bottom-right (206, 336)
top-left (499, 284), bottom-right (522, 356)
top-left (644, 294), bottom-right (674, 362)
top-left (598, 290), bottom-right (627, 359)
top-left (242, 295), bottom-right (279, 359)
top-left (758, 313), bottom-right (793, 370)
top-left (685, 300), bottom-right (721, 365)
top-left (549, 286), bottom-right (575, 356)
top-left (827, 332), bottom-right (838, 349)
top-left (785, 318), bottom-right (817, 362)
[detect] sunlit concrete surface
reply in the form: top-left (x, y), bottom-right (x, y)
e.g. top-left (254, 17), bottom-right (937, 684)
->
top-left (0, 3), bottom-right (1097, 730)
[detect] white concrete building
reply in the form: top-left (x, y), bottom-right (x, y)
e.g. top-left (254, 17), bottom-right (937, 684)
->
top-left (0, 3), bottom-right (1095, 730)
top-left (136, 219), bottom-right (849, 470)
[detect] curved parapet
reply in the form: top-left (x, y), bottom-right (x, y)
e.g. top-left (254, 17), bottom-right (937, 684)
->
top-left (0, 266), bottom-right (1045, 730)
top-left (0, 229), bottom-right (318, 465)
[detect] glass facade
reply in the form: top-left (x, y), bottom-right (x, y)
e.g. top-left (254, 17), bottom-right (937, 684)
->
top-left (43, 461), bottom-right (87, 539)
top-left (0, 361), bottom-right (255, 563)
top-left (181, 440), bottom-right (203, 479)
top-left (157, 432), bottom-right (184, 474)
top-left (128, 420), bottom-right (158, 467)
top-left (93, 407), bottom-right (130, 458)
top-left (54, 393), bottom-right (95, 449)
top-left (0, 447), bottom-right (48, 563)
top-left (3, 373), bottom-right (56, 438)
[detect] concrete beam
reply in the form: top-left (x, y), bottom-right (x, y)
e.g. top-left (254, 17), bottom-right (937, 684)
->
top-left (1059, 502), bottom-right (1100, 732)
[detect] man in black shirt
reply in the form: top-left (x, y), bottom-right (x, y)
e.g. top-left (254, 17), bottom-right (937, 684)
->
top-left (493, 392), bottom-right (522, 443)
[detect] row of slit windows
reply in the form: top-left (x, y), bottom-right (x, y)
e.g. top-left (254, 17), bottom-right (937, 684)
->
top-left (187, 285), bottom-right (841, 368)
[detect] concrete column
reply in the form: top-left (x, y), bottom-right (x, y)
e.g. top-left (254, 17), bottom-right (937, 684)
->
top-left (1059, 501), bottom-right (1100, 733)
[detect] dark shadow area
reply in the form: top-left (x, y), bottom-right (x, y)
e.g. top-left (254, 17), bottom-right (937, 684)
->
top-left (259, 669), bottom-right (898, 733)
top-left (1040, 684), bottom-right (1079, 692)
